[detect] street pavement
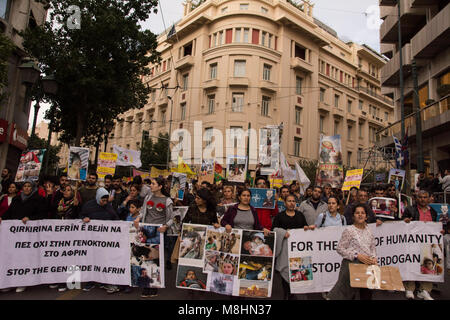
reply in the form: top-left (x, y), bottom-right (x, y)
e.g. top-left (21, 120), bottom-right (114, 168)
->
top-left (1, 262), bottom-right (449, 300)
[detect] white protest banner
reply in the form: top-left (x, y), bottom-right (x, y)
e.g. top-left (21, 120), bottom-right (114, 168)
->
top-left (0, 220), bottom-right (130, 289)
top-left (288, 221), bottom-right (444, 294)
top-left (176, 224), bottom-right (276, 298)
top-left (129, 223), bottom-right (165, 288)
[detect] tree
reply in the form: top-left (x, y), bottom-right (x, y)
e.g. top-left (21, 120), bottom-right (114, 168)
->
top-left (21, 0), bottom-right (161, 146)
top-left (140, 133), bottom-right (170, 170)
top-left (0, 33), bottom-right (14, 107)
top-left (27, 134), bottom-right (61, 175)
top-left (297, 158), bottom-right (319, 186)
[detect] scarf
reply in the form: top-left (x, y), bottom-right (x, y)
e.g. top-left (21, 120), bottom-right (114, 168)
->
top-left (20, 182), bottom-right (37, 202)
top-left (57, 197), bottom-right (75, 216)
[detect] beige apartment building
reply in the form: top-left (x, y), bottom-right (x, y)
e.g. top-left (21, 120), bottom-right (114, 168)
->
top-left (107, 0), bottom-right (395, 169)
top-left (378, 0), bottom-right (449, 173)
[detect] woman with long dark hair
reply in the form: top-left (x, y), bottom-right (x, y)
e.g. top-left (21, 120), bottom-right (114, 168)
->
top-left (133, 177), bottom-right (173, 298)
top-left (183, 188), bottom-right (219, 227)
top-left (53, 185), bottom-right (80, 220)
top-left (0, 182), bottom-right (20, 218)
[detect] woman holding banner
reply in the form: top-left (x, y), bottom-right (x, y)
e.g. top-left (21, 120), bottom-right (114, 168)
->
top-left (327, 204), bottom-right (377, 300)
top-left (134, 177), bottom-right (174, 298)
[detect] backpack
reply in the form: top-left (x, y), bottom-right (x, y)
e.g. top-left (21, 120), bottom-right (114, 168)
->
top-left (320, 213), bottom-right (344, 227)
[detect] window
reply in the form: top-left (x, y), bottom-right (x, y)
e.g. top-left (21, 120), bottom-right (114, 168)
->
top-left (334, 121), bottom-right (340, 135)
top-left (235, 28), bottom-right (241, 43)
top-left (149, 114), bottom-right (154, 129)
top-left (205, 127), bottom-right (214, 146)
top-left (263, 64), bottom-right (271, 81)
top-left (334, 95), bottom-right (340, 108)
top-left (347, 152), bottom-right (352, 167)
top-left (240, 4), bottom-right (249, 10)
top-left (226, 29), bottom-right (232, 44)
top-left (384, 112), bottom-right (388, 121)
top-left (210, 63), bottom-right (217, 79)
top-left (213, 33), bottom-right (217, 46)
top-left (295, 107), bottom-right (302, 125)
top-left (296, 77), bottom-right (303, 95)
top-left (208, 95), bottom-right (215, 114)
top-left (243, 28), bottom-right (249, 43)
top-left (180, 103), bottom-right (186, 120)
top-left (218, 31), bottom-right (223, 45)
top-left (261, 32), bottom-right (266, 46)
top-left (268, 34), bottom-right (272, 48)
top-left (161, 110), bottom-right (166, 125)
top-left (319, 116), bottom-right (325, 133)
top-left (183, 42), bottom-right (193, 57)
top-left (348, 125), bottom-right (353, 141)
top-left (347, 100), bottom-right (352, 113)
top-left (230, 126), bottom-right (243, 148)
top-left (234, 60), bottom-right (246, 77)
top-left (320, 88), bottom-right (325, 102)
top-left (151, 88), bottom-right (156, 102)
top-left (359, 100), bottom-right (363, 110)
top-left (294, 138), bottom-right (301, 157)
top-left (232, 93), bottom-right (244, 112)
top-left (294, 44), bottom-right (306, 60)
top-left (252, 29), bottom-right (259, 44)
top-left (1, 0), bottom-right (11, 20)
top-left (359, 123), bottom-right (363, 138)
top-left (261, 7), bottom-right (268, 14)
top-left (182, 74), bottom-right (189, 91)
top-left (261, 96), bottom-right (270, 116)
top-left (221, 7), bottom-right (228, 13)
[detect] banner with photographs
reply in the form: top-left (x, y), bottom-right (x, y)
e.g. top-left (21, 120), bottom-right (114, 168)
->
top-left (167, 207), bottom-right (189, 236)
top-left (97, 152), bottom-right (118, 180)
top-left (259, 126), bottom-right (280, 176)
top-left (388, 168), bottom-right (406, 191)
top-left (170, 172), bottom-right (187, 200)
top-left (342, 169), bottom-right (364, 191)
top-left (129, 223), bottom-right (165, 288)
top-left (226, 156), bottom-right (247, 183)
top-left (68, 147), bottom-right (90, 181)
top-left (176, 223), bottom-right (276, 298)
top-left (369, 197), bottom-right (398, 220)
top-left (430, 203), bottom-right (449, 223)
top-left (249, 188), bottom-right (276, 209)
top-left (15, 149), bottom-right (46, 183)
top-left (316, 135), bottom-right (344, 188)
top-left (199, 159), bottom-right (215, 184)
top-left (0, 220), bottom-right (131, 289)
top-left (216, 202), bottom-right (238, 223)
top-left (288, 222), bottom-right (444, 294)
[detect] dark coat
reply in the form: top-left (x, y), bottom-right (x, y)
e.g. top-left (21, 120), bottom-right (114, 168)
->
top-left (403, 205), bottom-right (437, 222)
top-left (220, 204), bottom-right (263, 230)
top-left (2, 192), bottom-right (47, 221)
top-left (80, 199), bottom-right (119, 221)
top-left (182, 204), bottom-right (218, 226)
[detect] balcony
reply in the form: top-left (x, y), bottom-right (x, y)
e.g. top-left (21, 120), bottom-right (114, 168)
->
top-left (380, 0), bottom-right (426, 43)
top-left (379, 0), bottom-right (397, 5)
top-left (290, 57), bottom-right (314, 74)
top-left (359, 86), bottom-right (395, 107)
top-left (332, 107), bottom-right (344, 119)
top-left (157, 95), bottom-right (169, 107)
top-left (318, 101), bottom-right (331, 113)
top-left (259, 80), bottom-right (278, 93)
top-left (380, 43), bottom-right (412, 87)
top-left (229, 77), bottom-right (249, 87)
top-left (175, 55), bottom-right (194, 70)
top-left (411, 3), bottom-right (450, 59)
top-left (377, 94), bottom-right (450, 146)
top-left (203, 79), bottom-right (219, 90)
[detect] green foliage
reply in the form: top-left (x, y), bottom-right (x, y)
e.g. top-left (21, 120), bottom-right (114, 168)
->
top-left (21, 0), bottom-right (161, 146)
top-left (140, 132), bottom-right (169, 170)
top-left (297, 158), bottom-right (319, 186)
top-left (27, 134), bottom-right (61, 175)
top-left (0, 33), bottom-right (14, 106)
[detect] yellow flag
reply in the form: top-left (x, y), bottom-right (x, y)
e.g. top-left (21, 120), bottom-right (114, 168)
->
top-left (176, 156), bottom-right (196, 176)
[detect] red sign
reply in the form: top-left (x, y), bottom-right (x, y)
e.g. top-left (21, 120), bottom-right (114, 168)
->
top-left (0, 119), bottom-right (8, 143)
top-left (9, 123), bottom-right (28, 150)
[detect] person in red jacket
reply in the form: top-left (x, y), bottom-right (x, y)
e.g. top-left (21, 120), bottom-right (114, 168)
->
top-left (254, 177), bottom-right (278, 230)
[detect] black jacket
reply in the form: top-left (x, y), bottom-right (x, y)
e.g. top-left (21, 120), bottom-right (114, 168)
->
top-left (182, 204), bottom-right (218, 226)
top-left (403, 205), bottom-right (437, 222)
top-left (2, 192), bottom-right (47, 221)
top-left (80, 199), bottom-right (119, 221)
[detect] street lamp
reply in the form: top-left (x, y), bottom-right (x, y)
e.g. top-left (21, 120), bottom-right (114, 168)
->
top-left (18, 58), bottom-right (58, 137)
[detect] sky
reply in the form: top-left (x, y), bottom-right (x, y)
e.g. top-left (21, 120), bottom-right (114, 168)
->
top-left (30, 0), bottom-right (382, 128)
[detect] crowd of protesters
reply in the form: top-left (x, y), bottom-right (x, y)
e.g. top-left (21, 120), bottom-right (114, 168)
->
top-left (0, 166), bottom-right (448, 300)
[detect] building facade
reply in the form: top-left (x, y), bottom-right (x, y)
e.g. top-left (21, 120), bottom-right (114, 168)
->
top-left (107, 0), bottom-right (394, 170)
top-left (378, 0), bottom-right (449, 173)
top-left (0, 0), bottom-right (47, 172)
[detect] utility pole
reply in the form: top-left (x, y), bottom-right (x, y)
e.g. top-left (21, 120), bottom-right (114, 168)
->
top-left (412, 60), bottom-right (424, 173)
top-left (166, 95), bottom-right (174, 170)
top-left (397, 0), bottom-right (405, 160)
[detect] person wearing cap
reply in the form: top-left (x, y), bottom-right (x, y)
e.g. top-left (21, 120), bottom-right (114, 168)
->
top-left (0, 180), bottom-right (47, 293)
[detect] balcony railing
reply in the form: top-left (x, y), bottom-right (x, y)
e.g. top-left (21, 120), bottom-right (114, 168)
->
top-left (376, 94), bottom-right (450, 138)
top-left (358, 86), bottom-right (395, 106)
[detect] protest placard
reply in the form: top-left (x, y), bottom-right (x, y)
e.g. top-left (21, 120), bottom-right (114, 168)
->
top-left (288, 222), bottom-right (444, 294)
top-left (0, 220), bottom-right (130, 289)
top-left (249, 188), bottom-right (276, 209)
top-left (342, 169), bottom-right (364, 191)
top-left (68, 147), bottom-right (90, 181)
top-left (14, 149), bottom-right (46, 182)
top-left (369, 197), bottom-right (398, 220)
top-left (97, 152), bottom-right (118, 180)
